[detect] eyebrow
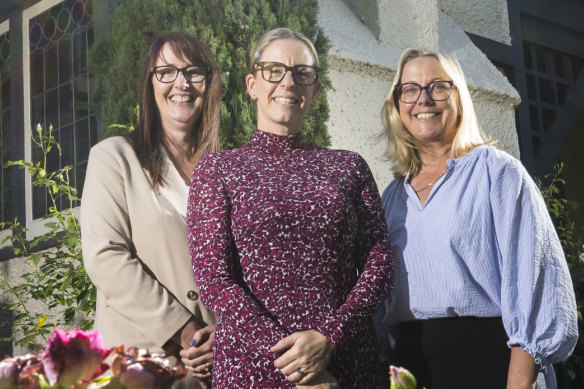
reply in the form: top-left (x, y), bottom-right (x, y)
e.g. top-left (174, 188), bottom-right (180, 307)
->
top-left (399, 78), bottom-right (449, 84)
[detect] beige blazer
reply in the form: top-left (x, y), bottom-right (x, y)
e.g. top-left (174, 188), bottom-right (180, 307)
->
top-left (80, 136), bottom-right (216, 355)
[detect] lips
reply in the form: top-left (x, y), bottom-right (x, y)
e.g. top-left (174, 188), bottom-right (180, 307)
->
top-left (170, 95), bottom-right (194, 103)
top-left (273, 97), bottom-right (298, 104)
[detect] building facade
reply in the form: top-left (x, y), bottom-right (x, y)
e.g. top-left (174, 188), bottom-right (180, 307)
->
top-left (0, 0), bottom-right (582, 241)
top-left (0, 0), bottom-right (582, 362)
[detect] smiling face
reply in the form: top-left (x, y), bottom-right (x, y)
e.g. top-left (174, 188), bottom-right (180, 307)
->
top-left (152, 43), bottom-right (206, 133)
top-left (398, 56), bottom-right (459, 146)
top-left (246, 38), bottom-right (320, 135)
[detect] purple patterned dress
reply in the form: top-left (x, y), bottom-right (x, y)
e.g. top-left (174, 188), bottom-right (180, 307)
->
top-left (187, 129), bottom-right (393, 388)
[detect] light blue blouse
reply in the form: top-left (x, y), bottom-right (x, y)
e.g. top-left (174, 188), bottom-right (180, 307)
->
top-left (380, 145), bottom-right (577, 372)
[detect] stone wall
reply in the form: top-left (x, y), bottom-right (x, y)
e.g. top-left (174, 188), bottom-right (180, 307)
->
top-left (319, 0), bottom-right (521, 189)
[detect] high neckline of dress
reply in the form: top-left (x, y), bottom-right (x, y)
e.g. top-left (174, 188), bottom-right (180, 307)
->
top-left (248, 128), bottom-right (304, 153)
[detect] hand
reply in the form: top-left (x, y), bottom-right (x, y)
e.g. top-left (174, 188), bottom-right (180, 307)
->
top-left (179, 324), bottom-right (216, 380)
top-left (271, 330), bottom-right (332, 384)
top-left (296, 370), bottom-right (339, 388)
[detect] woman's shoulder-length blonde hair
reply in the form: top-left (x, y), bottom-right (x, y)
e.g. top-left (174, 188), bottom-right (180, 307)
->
top-left (381, 48), bottom-right (493, 178)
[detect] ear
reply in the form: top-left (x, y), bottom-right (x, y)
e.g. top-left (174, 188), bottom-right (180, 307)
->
top-left (310, 80), bottom-right (321, 105)
top-left (246, 74), bottom-right (258, 100)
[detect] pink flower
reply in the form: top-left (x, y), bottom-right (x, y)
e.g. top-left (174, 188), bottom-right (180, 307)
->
top-left (41, 328), bottom-right (110, 387)
top-left (0, 354), bottom-right (44, 389)
top-left (0, 357), bottom-right (19, 389)
top-left (118, 363), bottom-right (157, 389)
top-left (108, 347), bottom-right (184, 389)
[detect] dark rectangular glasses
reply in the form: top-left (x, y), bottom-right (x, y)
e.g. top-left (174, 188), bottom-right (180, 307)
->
top-left (151, 65), bottom-right (208, 83)
top-left (254, 61), bottom-right (320, 86)
top-left (395, 80), bottom-right (454, 103)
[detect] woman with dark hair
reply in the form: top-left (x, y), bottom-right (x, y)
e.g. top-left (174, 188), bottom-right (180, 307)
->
top-left (81, 32), bottom-right (221, 387)
top-left (187, 27), bottom-right (393, 388)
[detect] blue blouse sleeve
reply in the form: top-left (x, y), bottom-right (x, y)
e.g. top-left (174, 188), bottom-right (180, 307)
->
top-left (490, 156), bottom-right (578, 367)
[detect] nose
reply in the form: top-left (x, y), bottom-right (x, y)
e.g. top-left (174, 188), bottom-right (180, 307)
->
top-left (174, 70), bottom-right (189, 89)
top-left (417, 87), bottom-right (434, 104)
top-left (279, 70), bottom-right (295, 88)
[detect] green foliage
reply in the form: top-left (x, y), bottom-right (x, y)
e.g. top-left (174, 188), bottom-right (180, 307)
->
top-left (89, 0), bottom-right (331, 148)
top-left (537, 164), bottom-right (584, 381)
top-left (0, 125), bottom-right (95, 349)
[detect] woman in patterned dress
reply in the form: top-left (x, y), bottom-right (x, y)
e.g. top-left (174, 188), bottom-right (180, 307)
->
top-left (187, 28), bottom-right (394, 388)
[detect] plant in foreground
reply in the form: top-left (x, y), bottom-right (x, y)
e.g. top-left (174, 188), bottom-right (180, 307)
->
top-left (0, 328), bottom-right (186, 389)
top-left (389, 365), bottom-right (417, 389)
top-left (0, 124), bottom-right (95, 348)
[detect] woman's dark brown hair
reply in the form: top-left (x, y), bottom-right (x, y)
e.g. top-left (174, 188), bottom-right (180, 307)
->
top-left (131, 32), bottom-right (221, 189)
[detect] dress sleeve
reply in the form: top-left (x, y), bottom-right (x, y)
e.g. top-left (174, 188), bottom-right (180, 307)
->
top-left (187, 156), bottom-right (290, 354)
top-left (315, 155), bottom-right (394, 350)
top-left (491, 157), bottom-right (578, 367)
top-left (81, 143), bottom-right (192, 347)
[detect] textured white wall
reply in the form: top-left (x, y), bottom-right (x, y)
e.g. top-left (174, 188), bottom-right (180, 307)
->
top-left (318, 0), bottom-right (520, 190)
top-left (440, 0), bottom-right (511, 44)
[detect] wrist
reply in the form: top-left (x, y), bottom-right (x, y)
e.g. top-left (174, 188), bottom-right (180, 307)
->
top-left (171, 318), bottom-right (198, 349)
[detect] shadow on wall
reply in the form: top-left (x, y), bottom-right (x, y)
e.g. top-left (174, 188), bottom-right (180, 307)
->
top-left (560, 109), bottom-right (584, 227)
top-left (0, 301), bottom-right (14, 357)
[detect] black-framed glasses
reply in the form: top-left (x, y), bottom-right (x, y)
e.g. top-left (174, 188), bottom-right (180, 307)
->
top-left (151, 65), bottom-right (209, 83)
top-left (254, 62), bottom-right (320, 86)
top-left (395, 80), bottom-right (454, 103)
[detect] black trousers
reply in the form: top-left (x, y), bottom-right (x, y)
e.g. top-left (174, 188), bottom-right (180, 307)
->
top-left (391, 317), bottom-right (511, 389)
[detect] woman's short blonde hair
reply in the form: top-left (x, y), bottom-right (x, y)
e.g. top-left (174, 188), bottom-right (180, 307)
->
top-left (249, 27), bottom-right (320, 72)
top-left (382, 48), bottom-right (492, 177)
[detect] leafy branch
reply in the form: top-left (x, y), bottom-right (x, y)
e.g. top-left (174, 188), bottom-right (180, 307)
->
top-left (0, 124), bottom-right (95, 349)
top-left (537, 163), bottom-right (584, 382)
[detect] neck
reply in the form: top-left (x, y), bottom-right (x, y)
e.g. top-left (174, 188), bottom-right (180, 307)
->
top-left (163, 127), bottom-right (195, 161)
top-left (416, 142), bottom-right (452, 172)
top-left (259, 127), bottom-right (301, 136)
top-left (257, 118), bottom-right (302, 136)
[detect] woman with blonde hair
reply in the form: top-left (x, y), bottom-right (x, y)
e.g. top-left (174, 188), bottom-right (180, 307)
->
top-left (378, 48), bottom-right (577, 388)
top-left (187, 27), bottom-right (393, 388)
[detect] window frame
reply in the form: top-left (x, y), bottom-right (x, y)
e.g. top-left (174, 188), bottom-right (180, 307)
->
top-left (0, 18), bottom-right (10, 242)
top-left (22, 0), bottom-right (77, 240)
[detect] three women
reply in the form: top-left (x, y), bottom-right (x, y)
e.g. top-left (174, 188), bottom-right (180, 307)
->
top-left (81, 26), bottom-right (577, 389)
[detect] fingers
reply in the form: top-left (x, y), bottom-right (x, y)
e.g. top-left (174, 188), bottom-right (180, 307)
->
top-left (179, 341), bottom-right (212, 360)
top-left (188, 324), bottom-right (216, 350)
top-left (279, 361), bottom-right (315, 383)
top-left (193, 324), bottom-right (216, 344)
top-left (179, 324), bottom-right (216, 360)
top-left (273, 330), bottom-right (333, 384)
top-left (294, 369), bottom-right (315, 385)
top-left (190, 360), bottom-right (213, 379)
top-left (273, 346), bottom-right (298, 370)
top-left (270, 333), bottom-right (297, 354)
top-left (182, 350), bottom-right (212, 370)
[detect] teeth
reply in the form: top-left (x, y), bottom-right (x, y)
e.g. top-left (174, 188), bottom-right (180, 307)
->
top-left (273, 97), bottom-right (297, 104)
top-left (416, 112), bottom-right (437, 119)
top-left (170, 96), bottom-right (193, 103)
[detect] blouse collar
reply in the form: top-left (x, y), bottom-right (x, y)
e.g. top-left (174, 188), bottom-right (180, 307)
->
top-left (248, 128), bottom-right (304, 153)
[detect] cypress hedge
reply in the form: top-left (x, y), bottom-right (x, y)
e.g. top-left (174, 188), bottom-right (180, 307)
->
top-left (89, 0), bottom-right (331, 149)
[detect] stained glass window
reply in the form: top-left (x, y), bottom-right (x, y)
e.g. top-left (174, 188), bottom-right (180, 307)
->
top-left (28, 0), bottom-right (97, 219)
